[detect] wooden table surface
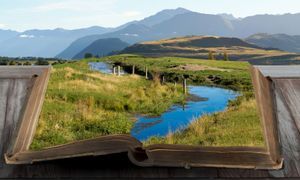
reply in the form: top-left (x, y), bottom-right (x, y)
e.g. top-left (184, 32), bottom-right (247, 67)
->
top-left (1, 152), bottom-right (274, 179)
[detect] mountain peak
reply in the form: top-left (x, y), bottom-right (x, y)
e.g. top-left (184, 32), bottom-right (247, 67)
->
top-left (138, 7), bottom-right (191, 27)
top-left (218, 13), bottom-right (237, 20)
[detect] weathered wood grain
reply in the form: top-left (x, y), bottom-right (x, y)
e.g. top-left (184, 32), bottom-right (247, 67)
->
top-left (250, 67), bottom-right (281, 164)
top-left (270, 79), bottom-right (300, 177)
top-left (0, 67), bottom-right (51, 177)
top-left (3, 79), bottom-right (32, 155)
top-left (0, 79), bottom-right (10, 167)
top-left (0, 66), bottom-right (47, 79)
top-left (8, 67), bottom-right (50, 154)
top-left (0, 153), bottom-right (274, 178)
top-left (255, 65), bottom-right (300, 78)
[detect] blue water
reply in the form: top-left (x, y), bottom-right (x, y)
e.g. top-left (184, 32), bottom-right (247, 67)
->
top-left (131, 86), bottom-right (239, 141)
top-left (88, 62), bottom-right (239, 142)
top-left (89, 62), bottom-right (126, 75)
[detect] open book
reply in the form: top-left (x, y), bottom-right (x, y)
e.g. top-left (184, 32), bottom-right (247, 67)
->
top-left (2, 65), bottom-right (295, 169)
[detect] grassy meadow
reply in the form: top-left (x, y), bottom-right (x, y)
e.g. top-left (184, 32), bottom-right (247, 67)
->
top-left (105, 54), bottom-right (263, 147)
top-left (106, 54), bottom-right (253, 91)
top-left (144, 98), bottom-right (264, 146)
top-left (31, 55), bottom-right (264, 149)
top-left (30, 59), bottom-right (185, 149)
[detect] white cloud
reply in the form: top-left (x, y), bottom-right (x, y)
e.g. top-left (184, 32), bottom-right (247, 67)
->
top-left (19, 34), bottom-right (35, 38)
top-left (121, 33), bottom-right (139, 37)
top-left (122, 11), bottom-right (141, 18)
top-left (0, 23), bottom-right (6, 29)
top-left (34, 0), bottom-right (117, 13)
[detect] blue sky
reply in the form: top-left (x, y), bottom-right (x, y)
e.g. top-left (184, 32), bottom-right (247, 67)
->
top-left (1, 0), bottom-right (300, 31)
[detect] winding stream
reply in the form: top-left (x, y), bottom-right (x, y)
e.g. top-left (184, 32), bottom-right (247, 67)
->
top-left (89, 62), bottom-right (239, 141)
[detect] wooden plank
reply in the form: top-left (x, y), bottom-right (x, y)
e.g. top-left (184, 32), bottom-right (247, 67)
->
top-left (0, 79), bottom-right (31, 176)
top-left (3, 79), bottom-right (32, 156)
top-left (274, 79), bottom-right (300, 132)
top-left (0, 66), bottom-right (49, 78)
top-left (269, 80), bottom-right (300, 177)
top-left (8, 67), bottom-right (51, 154)
top-left (0, 79), bottom-right (11, 167)
top-left (250, 67), bottom-right (282, 165)
top-left (254, 65), bottom-right (300, 78)
top-left (218, 168), bottom-right (270, 178)
top-left (0, 153), bottom-right (273, 178)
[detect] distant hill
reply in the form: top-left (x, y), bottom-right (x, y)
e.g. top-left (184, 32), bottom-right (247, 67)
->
top-left (73, 38), bottom-right (129, 59)
top-left (56, 24), bottom-right (155, 59)
top-left (151, 12), bottom-right (234, 37)
top-left (246, 33), bottom-right (300, 53)
top-left (231, 13), bottom-right (300, 37)
top-left (0, 26), bottom-right (111, 57)
top-left (121, 36), bottom-right (300, 63)
top-left (0, 29), bottom-right (19, 42)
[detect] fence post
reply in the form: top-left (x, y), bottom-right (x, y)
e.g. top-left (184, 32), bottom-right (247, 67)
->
top-left (117, 66), bottom-right (121, 76)
top-left (183, 79), bottom-right (187, 95)
top-left (132, 65), bottom-right (135, 75)
top-left (145, 67), bottom-right (148, 79)
top-left (113, 66), bottom-right (116, 75)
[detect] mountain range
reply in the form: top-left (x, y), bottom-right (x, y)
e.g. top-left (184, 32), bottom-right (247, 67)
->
top-left (0, 26), bottom-right (112, 57)
top-left (246, 33), bottom-right (300, 53)
top-left (1, 8), bottom-right (300, 58)
top-left (73, 38), bottom-right (129, 59)
top-left (121, 36), bottom-right (300, 64)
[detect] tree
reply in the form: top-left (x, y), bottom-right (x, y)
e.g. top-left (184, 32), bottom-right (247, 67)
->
top-left (8, 61), bottom-right (17, 65)
top-left (35, 60), bottom-right (49, 65)
top-left (84, 53), bottom-right (93, 59)
top-left (0, 60), bottom-right (8, 65)
top-left (223, 52), bottom-right (229, 61)
top-left (23, 61), bottom-right (32, 66)
top-left (208, 51), bottom-right (215, 60)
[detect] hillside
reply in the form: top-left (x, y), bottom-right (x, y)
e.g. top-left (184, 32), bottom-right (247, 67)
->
top-left (246, 33), bottom-right (300, 53)
top-left (73, 38), bottom-right (129, 59)
top-left (121, 36), bottom-right (300, 64)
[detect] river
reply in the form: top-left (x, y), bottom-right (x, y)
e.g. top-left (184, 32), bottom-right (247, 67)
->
top-left (89, 62), bottom-right (238, 141)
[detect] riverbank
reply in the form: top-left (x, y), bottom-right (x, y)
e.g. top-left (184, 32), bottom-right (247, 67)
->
top-left (131, 86), bottom-right (239, 141)
top-left (104, 54), bottom-right (253, 92)
top-left (143, 97), bottom-right (264, 147)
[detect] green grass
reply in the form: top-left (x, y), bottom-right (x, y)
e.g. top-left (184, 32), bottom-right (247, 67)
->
top-left (143, 97), bottom-right (264, 147)
top-left (31, 55), bottom-right (264, 149)
top-left (105, 55), bottom-right (252, 91)
top-left (106, 55), bottom-right (264, 147)
top-left (30, 59), bottom-right (184, 150)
